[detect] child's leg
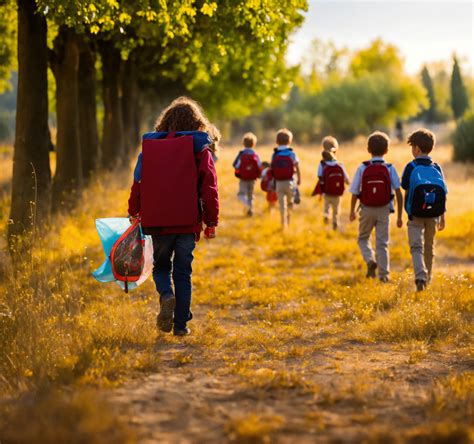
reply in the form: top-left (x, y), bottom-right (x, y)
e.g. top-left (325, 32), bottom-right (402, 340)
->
top-left (323, 195), bottom-right (330, 224)
top-left (357, 207), bottom-right (376, 264)
top-left (276, 181), bottom-right (287, 227)
top-left (237, 180), bottom-right (250, 208)
top-left (407, 217), bottom-right (428, 282)
top-left (172, 234), bottom-right (196, 331)
top-left (152, 234), bottom-right (175, 298)
top-left (423, 218), bottom-right (437, 282)
top-left (374, 206), bottom-right (390, 279)
top-left (248, 180), bottom-right (255, 213)
top-left (331, 196), bottom-right (340, 229)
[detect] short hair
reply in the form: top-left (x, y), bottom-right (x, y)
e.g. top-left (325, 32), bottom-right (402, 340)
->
top-left (407, 128), bottom-right (435, 154)
top-left (322, 150), bottom-right (335, 162)
top-left (262, 161), bottom-right (270, 168)
top-left (276, 128), bottom-right (293, 146)
top-left (367, 131), bottom-right (390, 156)
top-left (322, 136), bottom-right (339, 151)
top-left (242, 132), bottom-right (257, 148)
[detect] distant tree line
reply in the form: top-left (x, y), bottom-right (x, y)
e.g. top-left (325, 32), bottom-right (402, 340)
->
top-left (231, 39), bottom-right (473, 146)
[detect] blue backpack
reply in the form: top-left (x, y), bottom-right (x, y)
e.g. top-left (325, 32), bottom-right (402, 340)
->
top-left (406, 161), bottom-right (447, 218)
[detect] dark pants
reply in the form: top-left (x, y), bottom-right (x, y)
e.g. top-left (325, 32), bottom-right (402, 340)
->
top-left (152, 234), bottom-right (196, 330)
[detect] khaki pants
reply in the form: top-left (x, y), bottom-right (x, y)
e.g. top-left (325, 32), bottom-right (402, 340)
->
top-left (323, 194), bottom-right (341, 227)
top-left (276, 180), bottom-right (295, 228)
top-left (237, 180), bottom-right (255, 211)
top-left (358, 205), bottom-right (391, 279)
top-left (407, 217), bottom-right (437, 282)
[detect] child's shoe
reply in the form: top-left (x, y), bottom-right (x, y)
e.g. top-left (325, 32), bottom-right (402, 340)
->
top-left (247, 209), bottom-right (254, 217)
top-left (380, 276), bottom-right (390, 283)
top-left (156, 294), bottom-right (175, 333)
top-left (173, 327), bottom-right (191, 336)
top-left (323, 217), bottom-right (329, 225)
top-left (415, 279), bottom-right (427, 292)
top-left (366, 261), bottom-right (377, 278)
top-left (332, 222), bottom-right (338, 231)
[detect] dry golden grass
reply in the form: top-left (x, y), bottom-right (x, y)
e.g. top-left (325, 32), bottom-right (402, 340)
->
top-left (0, 140), bottom-right (473, 442)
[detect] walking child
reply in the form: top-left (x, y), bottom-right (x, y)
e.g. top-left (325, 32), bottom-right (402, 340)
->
top-left (233, 132), bottom-right (262, 216)
top-left (317, 138), bottom-right (350, 230)
top-left (128, 97), bottom-right (219, 336)
top-left (271, 128), bottom-right (301, 229)
top-left (349, 131), bottom-right (403, 282)
top-left (401, 128), bottom-right (447, 291)
top-left (260, 161), bottom-right (278, 211)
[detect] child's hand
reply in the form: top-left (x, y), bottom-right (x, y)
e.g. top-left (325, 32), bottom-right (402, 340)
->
top-left (349, 212), bottom-right (356, 222)
top-left (397, 217), bottom-right (403, 228)
top-left (204, 226), bottom-right (216, 239)
top-left (437, 217), bottom-right (446, 231)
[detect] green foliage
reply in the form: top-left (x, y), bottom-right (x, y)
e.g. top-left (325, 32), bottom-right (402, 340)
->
top-left (451, 56), bottom-right (470, 120)
top-left (0, 1), bottom-right (16, 94)
top-left (452, 112), bottom-right (474, 161)
top-left (420, 66), bottom-right (438, 123)
top-left (349, 38), bottom-right (403, 77)
top-left (308, 73), bottom-right (426, 140)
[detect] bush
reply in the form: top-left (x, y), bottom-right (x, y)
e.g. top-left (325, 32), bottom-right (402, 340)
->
top-left (453, 112), bottom-right (474, 161)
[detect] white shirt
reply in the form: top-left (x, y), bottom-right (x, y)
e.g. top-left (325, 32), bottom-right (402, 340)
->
top-left (317, 160), bottom-right (350, 184)
top-left (349, 157), bottom-right (401, 195)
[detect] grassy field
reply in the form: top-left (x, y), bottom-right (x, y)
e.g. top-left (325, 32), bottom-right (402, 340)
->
top-left (0, 140), bottom-right (473, 443)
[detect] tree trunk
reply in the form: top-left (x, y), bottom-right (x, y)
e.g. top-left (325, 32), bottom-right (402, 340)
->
top-left (78, 38), bottom-right (99, 182)
top-left (51, 27), bottom-right (82, 211)
top-left (8, 0), bottom-right (51, 250)
top-left (122, 56), bottom-right (141, 157)
top-left (100, 41), bottom-right (124, 169)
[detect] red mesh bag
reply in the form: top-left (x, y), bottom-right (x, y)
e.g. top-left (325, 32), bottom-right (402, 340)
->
top-left (110, 219), bottom-right (145, 293)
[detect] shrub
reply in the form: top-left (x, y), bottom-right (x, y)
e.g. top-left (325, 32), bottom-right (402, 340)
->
top-left (453, 112), bottom-right (474, 161)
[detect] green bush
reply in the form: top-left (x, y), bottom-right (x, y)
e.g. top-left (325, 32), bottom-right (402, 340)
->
top-left (453, 112), bottom-right (474, 161)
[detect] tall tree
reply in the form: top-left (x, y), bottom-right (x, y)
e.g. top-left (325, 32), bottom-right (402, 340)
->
top-left (78, 37), bottom-right (100, 181)
top-left (420, 65), bottom-right (438, 123)
top-left (8, 0), bottom-right (51, 249)
top-left (451, 56), bottom-right (469, 119)
top-left (50, 27), bottom-right (83, 209)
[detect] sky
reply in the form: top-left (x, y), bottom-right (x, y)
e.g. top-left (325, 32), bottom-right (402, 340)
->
top-left (287, 0), bottom-right (473, 75)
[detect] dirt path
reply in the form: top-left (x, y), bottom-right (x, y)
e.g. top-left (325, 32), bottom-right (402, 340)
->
top-left (107, 303), bottom-right (471, 443)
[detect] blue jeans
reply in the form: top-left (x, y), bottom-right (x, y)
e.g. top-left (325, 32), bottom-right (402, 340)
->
top-left (152, 234), bottom-right (196, 330)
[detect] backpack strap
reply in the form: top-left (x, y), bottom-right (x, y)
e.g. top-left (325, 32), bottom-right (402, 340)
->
top-left (362, 161), bottom-right (371, 166)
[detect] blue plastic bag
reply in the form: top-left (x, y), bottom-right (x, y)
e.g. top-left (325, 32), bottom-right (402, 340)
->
top-left (93, 218), bottom-right (153, 291)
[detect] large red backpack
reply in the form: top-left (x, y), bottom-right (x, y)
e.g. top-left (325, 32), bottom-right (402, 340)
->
top-left (236, 152), bottom-right (261, 180)
top-left (271, 152), bottom-right (294, 180)
top-left (140, 132), bottom-right (199, 227)
top-left (359, 161), bottom-right (392, 207)
top-left (323, 163), bottom-right (345, 196)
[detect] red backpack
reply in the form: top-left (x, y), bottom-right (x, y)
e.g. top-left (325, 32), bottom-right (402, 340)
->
top-left (261, 168), bottom-right (275, 192)
top-left (271, 153), bottom-right (294, 180)
top-left (236, 152), bottom-right (261, 180)
top-left (140, 132), bottom-right (199, 227)
top-left (359, 161), bottom-right (392, 207)
top-left (323, 163), bottom-right (345, 196)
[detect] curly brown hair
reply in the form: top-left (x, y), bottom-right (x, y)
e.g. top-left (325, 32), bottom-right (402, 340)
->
top-left (155, 96), bottom-right (220, 152)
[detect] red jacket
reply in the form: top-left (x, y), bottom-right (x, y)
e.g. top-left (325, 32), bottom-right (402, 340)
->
top-left (128, 148), bottom-right (219, 236)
